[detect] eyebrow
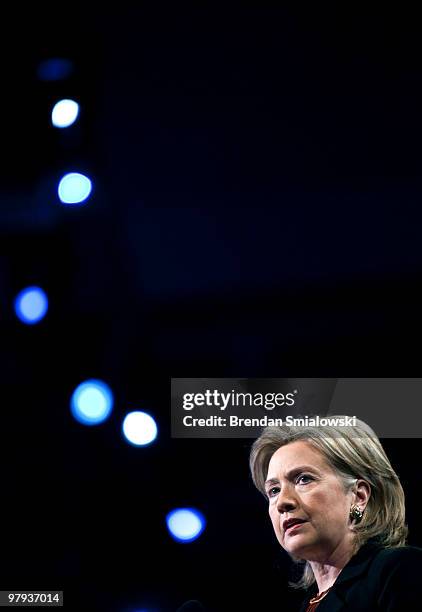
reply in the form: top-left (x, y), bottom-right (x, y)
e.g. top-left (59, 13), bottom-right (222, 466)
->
top-left (264, 465), bottom-right (320, 488)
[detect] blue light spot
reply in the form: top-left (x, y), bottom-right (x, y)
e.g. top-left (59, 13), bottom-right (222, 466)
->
top-left (166, 508), bottom-right (206, 543)
top-left (52, 99), bottom-right (80, 128)
top-left (71, 379), bottom-right (113, 425)
top-left (122, 411), bottom-right (158, 447)
top-left (58, 172), bottom-right (92, 205)
top-left (14, 286), bottom-right (48, 325)
top-left (37, 58), bottom-right (74, 81)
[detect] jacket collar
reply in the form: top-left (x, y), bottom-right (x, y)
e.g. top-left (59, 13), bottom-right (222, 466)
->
top-left (300, 539), bottom-right (383, 612)
top-left (333, 538), bottom-right (383, 587)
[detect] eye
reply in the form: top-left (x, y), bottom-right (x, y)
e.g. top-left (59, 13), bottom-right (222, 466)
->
top-left (267, 486), bottom-right (280, 499)
top-left (295, 474), bottom-right (313, 485)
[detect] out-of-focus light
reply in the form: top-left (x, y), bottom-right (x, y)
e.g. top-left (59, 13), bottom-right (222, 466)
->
top-left (37, 58), bottom-right (74, 81)
top-left (166, 508), bottom-right (206, 543)
top-left (14, 286), bottom-right (48, 325)
top-left (71, 379), bottom-right (113, 425)
top-left (122, 411), bottom-right (158, 446)
top-left (52, 99), bottom-right (79, 128)
top-left (58, 172), bottom-right (92, 204)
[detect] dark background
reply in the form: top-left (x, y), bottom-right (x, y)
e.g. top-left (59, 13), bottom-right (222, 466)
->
top-left (1, 5), bottom-right (422, 611)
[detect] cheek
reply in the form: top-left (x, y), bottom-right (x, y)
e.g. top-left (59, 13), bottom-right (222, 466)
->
top-left (269, 508), bottom-right (281, 532)
top-left (310, 490), bottom-right (349, 522)
top-left (306, 491), bottom-right (327, 509)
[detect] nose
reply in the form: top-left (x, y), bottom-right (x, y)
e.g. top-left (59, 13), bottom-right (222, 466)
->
top-left (275, 484), bottom-right (297, 514)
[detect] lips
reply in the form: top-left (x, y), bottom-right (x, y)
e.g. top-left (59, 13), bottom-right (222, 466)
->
top-left (283, 518), bottom-right (307, 532)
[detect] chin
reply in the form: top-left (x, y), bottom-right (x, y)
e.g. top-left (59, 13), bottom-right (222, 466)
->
top-left (282, 545), bottom-right (308, 561)
top-left (286, 543), bottom-right (307, 557)
top-left (283, 536), bottom-right (316, 560)
top-left (281, 539), bottom-right (306, 556)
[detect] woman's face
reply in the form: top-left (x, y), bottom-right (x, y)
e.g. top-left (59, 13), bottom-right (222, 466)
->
top-left (265, 440), bottom-right (355, 562)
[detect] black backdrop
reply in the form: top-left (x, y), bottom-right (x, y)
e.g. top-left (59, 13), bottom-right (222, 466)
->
top-left (1, 5), bottom-right (422, 611)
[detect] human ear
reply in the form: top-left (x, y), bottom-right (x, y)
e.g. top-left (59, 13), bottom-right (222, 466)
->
top-left (353, 479), bottom-right (371, 511)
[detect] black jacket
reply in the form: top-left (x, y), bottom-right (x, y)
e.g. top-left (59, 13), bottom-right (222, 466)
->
top-left (299, 540), bottom-right (422, 611)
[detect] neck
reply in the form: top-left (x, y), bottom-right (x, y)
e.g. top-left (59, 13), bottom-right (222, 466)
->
top-left (308, 538), bottom-right (355, 594)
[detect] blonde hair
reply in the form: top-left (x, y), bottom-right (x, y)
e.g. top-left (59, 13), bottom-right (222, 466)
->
top-left (249, 417), bottom-right (408, 589)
